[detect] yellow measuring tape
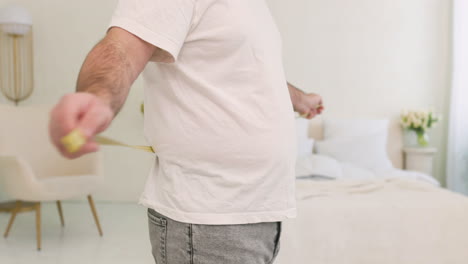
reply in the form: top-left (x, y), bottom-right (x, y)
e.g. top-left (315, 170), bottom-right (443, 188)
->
top-left (60, 107), bottom-right (321, 154)
top-left (60, 129), bottom-right (154, 154)
top-left (95, 135), bottom-right (154, 153)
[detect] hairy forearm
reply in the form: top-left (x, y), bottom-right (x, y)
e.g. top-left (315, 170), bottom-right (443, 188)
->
top-left (287, 82), bottom-right (305, 112)
top-left (76, 36), bottom-right (137, 115)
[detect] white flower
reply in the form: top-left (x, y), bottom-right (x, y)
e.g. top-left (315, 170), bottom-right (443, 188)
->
top-left (409, 113), bottom-right (416, 126)
top-left (401, 109), bottom-right (409, 118)
top-left (414, 119), bottom-right (422, 129)
top-left (400, 108), bottom-right (441, 132)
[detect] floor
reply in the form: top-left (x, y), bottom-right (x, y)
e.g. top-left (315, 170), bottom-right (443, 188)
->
top-left (0, 202), bottom-right (154, 264)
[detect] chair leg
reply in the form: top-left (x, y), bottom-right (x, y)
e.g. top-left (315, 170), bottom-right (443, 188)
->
top-left (35, 203), bottom-right (41, 251)
top-left (87, 195), bottom-right (103, 236)
top-left (56, 201), bottom-right (65, 227)
top-left (3, 200), bottom-right (22, 238)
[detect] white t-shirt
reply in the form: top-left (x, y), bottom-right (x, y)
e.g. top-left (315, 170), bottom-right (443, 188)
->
top-left (109, 0), bottom-right (297, 225)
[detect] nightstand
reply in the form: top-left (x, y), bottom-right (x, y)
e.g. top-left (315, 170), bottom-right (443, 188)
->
top-left (403, 147), bottom-right (437, 176)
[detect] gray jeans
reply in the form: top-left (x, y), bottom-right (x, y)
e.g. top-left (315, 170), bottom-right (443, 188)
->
top-left (148, 209), bottom-right (282, 264)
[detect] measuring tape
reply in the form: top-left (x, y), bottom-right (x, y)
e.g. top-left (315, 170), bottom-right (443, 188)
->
top-left (60, 129), bottom-right (154, 154)
top-left (60, 107), bottom-right (321, 154)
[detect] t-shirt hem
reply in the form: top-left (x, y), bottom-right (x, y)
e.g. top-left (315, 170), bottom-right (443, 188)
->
top-left (139, 198), bottom-right (297, 225)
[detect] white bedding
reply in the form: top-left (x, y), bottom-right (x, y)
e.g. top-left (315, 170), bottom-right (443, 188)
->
top-left (296, 154), bottom-right (439, 185)
top-left (275, 178), bottom-right (468, 264)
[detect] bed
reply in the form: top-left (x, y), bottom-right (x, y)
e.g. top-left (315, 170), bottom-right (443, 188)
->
top-left (275, 117), bottom-right (468, 264)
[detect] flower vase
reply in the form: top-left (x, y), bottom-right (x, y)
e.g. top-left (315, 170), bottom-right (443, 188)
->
top-left (404, 129), bottom-right (430, 147)
top-left (416, 131), bottom-right (429, 147)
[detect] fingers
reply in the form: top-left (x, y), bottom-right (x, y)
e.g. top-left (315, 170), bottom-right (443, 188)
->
top-left (49, 93), bottom-right (113, 159)
top-left (316, 105), bottom-right (325, 115)
top-left (63, 141), bottom-right (100, 159)
top-left (61, 102), bottom-right (111, 158)
top-left (300, 104), bottom-right (325, 119)
top-left (306, 109), bottom-right (317, 119)
top-left (75, 101), bottom-right (113, 139)
top-left (57, 137), bottom-right (100, 159)
top-left (307, 97), bottom-right (325, 118)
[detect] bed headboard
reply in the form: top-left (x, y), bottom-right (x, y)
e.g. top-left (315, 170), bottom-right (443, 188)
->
top-left (307, 116), bottom-right (404, 169)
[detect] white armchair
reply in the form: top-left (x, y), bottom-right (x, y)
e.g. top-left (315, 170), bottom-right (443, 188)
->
top-left (0, 104), bottom-right (104, 250)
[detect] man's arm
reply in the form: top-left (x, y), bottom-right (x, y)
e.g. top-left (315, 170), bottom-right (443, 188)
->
top-left (76, 27), bottom-right (156, 114)
top-left (49, 27), bottom-right (156, 159)
top-left (287, 82), bottom-right (324, 119)
top-left (287, 82), bottom-right (305, 112)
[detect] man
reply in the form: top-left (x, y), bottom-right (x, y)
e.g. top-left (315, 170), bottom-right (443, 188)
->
top-left (49, 0), bottom-right (324, 263)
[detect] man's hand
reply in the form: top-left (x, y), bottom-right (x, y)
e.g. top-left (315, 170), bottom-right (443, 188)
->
top-left (49, 92), bottom-right (114, 159)
top-left (294, 93), bottom-right (324, 119)
top-left (287, 83), bottom-right (324, 119)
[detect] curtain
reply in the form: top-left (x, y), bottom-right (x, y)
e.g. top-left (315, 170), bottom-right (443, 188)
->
top-left (446, 0), bottom-right (468, 194)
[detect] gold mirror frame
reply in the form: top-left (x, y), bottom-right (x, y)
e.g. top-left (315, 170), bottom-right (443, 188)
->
top-left (0, 25), bottom-right (34, 105)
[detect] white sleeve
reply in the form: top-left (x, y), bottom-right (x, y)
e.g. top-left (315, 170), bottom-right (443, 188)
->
top-left (109, 0), bottom-right (195, 63)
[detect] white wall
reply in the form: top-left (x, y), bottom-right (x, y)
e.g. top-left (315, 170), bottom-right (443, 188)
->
top-left (267, 0), bottom-right (452, 184)
top-left (0, 0), bottom-right (452, 201)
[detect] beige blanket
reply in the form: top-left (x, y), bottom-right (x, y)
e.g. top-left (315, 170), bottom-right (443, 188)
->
top-left (276, 178), bottom-right (468, 264)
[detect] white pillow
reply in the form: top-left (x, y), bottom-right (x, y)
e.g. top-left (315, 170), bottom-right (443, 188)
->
top-left (315, 119), bottom-right (393, 170)
top-left (295, 154), bottom-right (343, 178)
top-left (296, 118), bottom-right (314, 157)
top-left (297, 138), bottom-right (314, 157)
